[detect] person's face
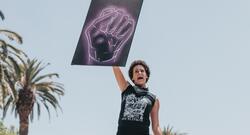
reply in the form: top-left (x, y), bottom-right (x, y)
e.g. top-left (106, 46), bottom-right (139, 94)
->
top-left (132, 65), bottom-right (148, 87)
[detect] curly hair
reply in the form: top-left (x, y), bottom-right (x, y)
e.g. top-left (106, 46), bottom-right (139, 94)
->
top-left (128, 60), bottom-right (150, 82)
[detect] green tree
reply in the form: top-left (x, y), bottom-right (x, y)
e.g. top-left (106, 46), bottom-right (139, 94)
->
top-left (0, 11), bottom-right (24, 108)
top-left (162, 125), bottom-right (188, 135)
top-left (0, 121), bottom-right (18, 135)
top-left (1, 11), bottom-right (64, 135)
top-left (2, 58), bottom-right (64, 135)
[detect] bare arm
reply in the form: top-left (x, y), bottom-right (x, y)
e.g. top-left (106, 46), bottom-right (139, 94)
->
top-left (151, 99), bottom-right (162, 135)
top-left (112, 66), bottom-right (128, 92)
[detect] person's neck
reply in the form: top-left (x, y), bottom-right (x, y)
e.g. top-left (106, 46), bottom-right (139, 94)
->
top-left (135, 84), bottom-right (148, 90)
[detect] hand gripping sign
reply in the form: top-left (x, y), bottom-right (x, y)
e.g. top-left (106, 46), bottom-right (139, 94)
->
top-left (71, 0), bottom-right (143, 66)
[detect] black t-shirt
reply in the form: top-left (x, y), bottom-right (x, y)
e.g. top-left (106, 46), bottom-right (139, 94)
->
top-left (117, 84), bottom-right (156, 135)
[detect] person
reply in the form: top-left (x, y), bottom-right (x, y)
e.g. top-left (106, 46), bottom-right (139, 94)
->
top-left (113, 60), bottom-right (162, 135)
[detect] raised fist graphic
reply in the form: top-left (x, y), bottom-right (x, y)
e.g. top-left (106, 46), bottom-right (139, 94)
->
top-left (85, 7), bottom-right (135, 63)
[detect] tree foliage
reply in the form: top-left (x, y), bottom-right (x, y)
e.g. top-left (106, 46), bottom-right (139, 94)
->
top-left (1, 11), bottom-right (64, 135)
top-left (0, 121), bottom-right (17, 135)
top-left (162, 125), bottom-right (188, 135)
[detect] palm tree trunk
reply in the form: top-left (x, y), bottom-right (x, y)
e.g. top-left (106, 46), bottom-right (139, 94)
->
top-left (17, 89), bottom-right (34, 135)
top-left (18, 105), bottom-right (31, 135)
top-left (19, 115), bottom-right (29, 135)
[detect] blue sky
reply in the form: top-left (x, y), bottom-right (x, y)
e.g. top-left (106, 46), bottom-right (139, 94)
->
top-left (1, 0), bottom-right (250, 135)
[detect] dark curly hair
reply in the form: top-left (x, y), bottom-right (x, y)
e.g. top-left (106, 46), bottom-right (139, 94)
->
top-left (128, 60), bottom-right (150, 82)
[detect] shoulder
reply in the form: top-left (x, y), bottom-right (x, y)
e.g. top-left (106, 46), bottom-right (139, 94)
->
top-left (147, 90), bottom-right (157, 103)
top-left (148, 91), bottom-right (156, 100)
top-left (121, 83), bottom-right (134, 95)
top-left (153, 98), bottom-right (160, 111)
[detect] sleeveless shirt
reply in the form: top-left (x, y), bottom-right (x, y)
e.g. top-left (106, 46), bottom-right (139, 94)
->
top-left (116, 84), bottom-right (156, 135)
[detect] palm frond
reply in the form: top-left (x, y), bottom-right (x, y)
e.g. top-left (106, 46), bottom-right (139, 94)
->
top-left (41, 100), bottom-right (51, 120)
top-left (11, 52), bottom-right (27, 69)
top-left (25, 59), bottom-right (38, 84)
top-left (7, 44), bottom-right (27, 57)
top-left (33, 73), bottom-right (58, 84)
top-left (0, 82), bottom-right (9, 109)
top-left (30, 61), bottom-right (49, 83)
top-left (36, 102), bottom-right (41, 120)
top-left (0, 40), bottom-right (8, 59)
top-left (5, 56), bottom-right (22, 79)
top-left (2, 70), bottom-right (16, 98)
top-left (0, 30), bottom-right (23, 44)
top-left (0, 10), bottom-right (4, 20)
top-left (30, 108), bottom-right (34, 122)
top-left (2, 96), bottom-right (13, 119)
top-left (51, 86), bottom-right (64, 96)
top-left (10, 102), bottom-right (17, 117)
top-left (37, 86), bottom-right (64, 98)
top-left (163, 125), bottom-right (188, 135)
top-left (42, 92), bottom-right (59, 106)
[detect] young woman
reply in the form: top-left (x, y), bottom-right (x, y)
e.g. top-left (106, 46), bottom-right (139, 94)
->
top-left (113, 60), bottom-right (162, 135)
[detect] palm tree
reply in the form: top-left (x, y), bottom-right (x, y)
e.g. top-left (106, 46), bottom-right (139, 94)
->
top-left (1, 11), bottom-right (64, 135)
top-left (0, 28), bottom-right (24, 108)
top-left (2, 58), bottom-right (64, 135)
top-left (1, 11), bottom-right (24, 108)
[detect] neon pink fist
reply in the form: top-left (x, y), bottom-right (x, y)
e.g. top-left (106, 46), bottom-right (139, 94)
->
top-left (85, 7), bottom-right (135, 62)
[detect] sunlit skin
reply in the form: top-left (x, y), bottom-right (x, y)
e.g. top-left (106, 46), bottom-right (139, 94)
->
top-left (132, 65), bottom-right (148, 88)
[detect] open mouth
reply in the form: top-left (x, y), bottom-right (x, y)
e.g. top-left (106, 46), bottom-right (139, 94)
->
top-left (137, 77), bottom-right (144, 80)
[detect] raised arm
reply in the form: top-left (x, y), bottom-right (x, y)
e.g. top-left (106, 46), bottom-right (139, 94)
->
top-left (112, 66), bottom-right (129, 92)
top-left (151, 99), bottom-right (162, 135)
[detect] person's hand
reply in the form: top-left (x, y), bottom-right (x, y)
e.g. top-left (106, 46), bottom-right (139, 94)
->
top-left (85, 7), bottom-right (135, 62)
